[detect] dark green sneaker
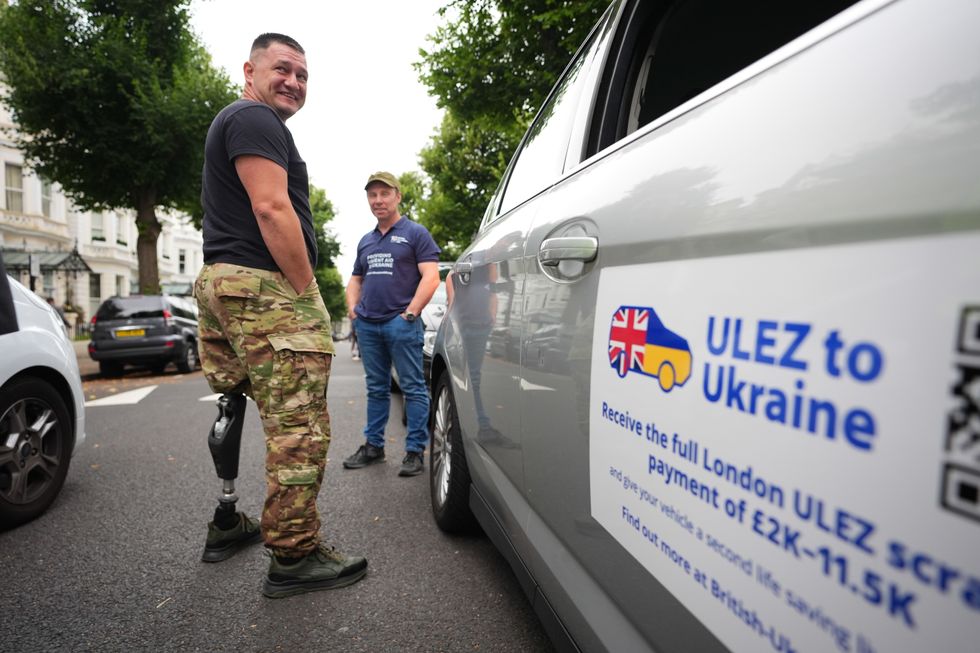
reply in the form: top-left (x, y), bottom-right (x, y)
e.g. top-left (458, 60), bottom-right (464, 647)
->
top-left (343, 443), bottom-right (385, 469)
top-left (398, 451), bottom-right (424, 477)
top-left (201, 512), bottom-right (262, 563)
top-left (263, 544), bottom-right (368, 598)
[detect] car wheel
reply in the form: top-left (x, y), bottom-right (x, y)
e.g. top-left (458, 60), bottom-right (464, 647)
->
top-left (99, 361), bottom-right (124, 378)
top-left (429, 371), bottom-right (478, 533)
top-left (176, 340), bottom-right (197, 374)
top-left (0, 377), bottom-right (73, 528)
top-left (657, 361), bottom-right (676, 392)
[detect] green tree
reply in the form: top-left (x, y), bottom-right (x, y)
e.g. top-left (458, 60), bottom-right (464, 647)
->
top-left (309, 185), bottom-right (345, 324)
top-left (0, 0), bottom-right (237, 293)
top-left (397, 170), bottom-right (427, 222)
top-left (416, 112), bottom-right (516, 259)
top-left (414, 0), bottom-right (607, 252)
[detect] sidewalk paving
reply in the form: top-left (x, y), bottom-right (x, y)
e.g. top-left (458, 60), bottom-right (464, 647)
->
top-left (73, 339), bottom-right (99, 379)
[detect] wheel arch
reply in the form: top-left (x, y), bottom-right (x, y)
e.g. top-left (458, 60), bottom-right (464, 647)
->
top-left (1, 367), bottom-right (78, 450)
top-left (430, 352), bottom-right (449, 397)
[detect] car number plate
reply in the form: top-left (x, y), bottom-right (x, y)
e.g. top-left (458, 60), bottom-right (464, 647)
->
top-left (116, 328), bottom-right (145, 337)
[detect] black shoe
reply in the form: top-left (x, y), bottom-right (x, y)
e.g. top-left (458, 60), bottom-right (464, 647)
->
top-left (202, 512), bottom-right (262, 562)
top-left (343, 444), bottom-right (385, 469)
top-left (398, 451), bottom-right (424, 477)
top-left (263, 544), bottom-right (368, 598)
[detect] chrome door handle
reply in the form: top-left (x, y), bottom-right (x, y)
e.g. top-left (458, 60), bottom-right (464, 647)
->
top-left (455, 261), bottom-right (473, 274)
top-left (539, 236), bottom-right (598, 267)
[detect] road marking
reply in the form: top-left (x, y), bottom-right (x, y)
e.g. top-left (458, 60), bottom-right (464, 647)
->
top-left (85, 385), bottom-right (158, 407)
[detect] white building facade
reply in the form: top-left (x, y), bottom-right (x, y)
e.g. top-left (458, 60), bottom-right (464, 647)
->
top-left (0, 93), bottom-right (203, 330)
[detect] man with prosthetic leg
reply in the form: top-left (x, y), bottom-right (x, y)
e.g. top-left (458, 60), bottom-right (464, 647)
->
top-left (195, 33), bottom-right (367, 597)
top-left (201, 392), bottom-right (258, 562)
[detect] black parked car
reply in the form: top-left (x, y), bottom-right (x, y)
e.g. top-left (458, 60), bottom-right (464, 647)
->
top-left (88, 295), bottom-right (199, 377)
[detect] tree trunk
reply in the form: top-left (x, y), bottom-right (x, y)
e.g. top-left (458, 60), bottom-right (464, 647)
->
top-left (135, 190), bottom-right (161, 295)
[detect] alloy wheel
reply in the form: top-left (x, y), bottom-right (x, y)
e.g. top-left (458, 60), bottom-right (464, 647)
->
top-left (0, 395), bottom-right (65, 507)
top-left (431, 384), bottom-right (452, 509)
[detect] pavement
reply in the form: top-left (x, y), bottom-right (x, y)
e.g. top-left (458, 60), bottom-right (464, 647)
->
top-left (73, 338), bottom-right (99, 379)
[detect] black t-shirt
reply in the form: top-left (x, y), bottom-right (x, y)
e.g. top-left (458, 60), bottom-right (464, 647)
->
top-left (201, 99), bottom-right (317, 270)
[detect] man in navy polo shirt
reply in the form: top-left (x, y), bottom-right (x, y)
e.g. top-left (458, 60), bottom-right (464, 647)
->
top-left (344, 171), bottom-right (441, 476)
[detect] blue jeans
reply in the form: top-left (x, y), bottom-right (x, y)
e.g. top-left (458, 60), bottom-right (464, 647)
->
top-left (355, 315), bottom-right (429, 453)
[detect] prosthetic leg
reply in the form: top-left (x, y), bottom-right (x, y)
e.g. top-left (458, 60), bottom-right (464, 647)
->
top-left (208, 392), bottom-right (247, 527)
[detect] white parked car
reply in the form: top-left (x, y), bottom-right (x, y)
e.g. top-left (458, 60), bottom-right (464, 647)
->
top-left (0, 268), bottom-right (86, 528)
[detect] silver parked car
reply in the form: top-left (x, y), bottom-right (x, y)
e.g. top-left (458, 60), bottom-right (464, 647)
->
top-left (428, 1), bottom-right (980, 652)
top-left (0, 266), bottom-right (86, 528)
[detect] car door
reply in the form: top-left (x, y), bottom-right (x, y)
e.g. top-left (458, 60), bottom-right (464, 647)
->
top-left (514, 0), bottom-right (980, 651)
top-left (443, 9), bottom-right (620, 585)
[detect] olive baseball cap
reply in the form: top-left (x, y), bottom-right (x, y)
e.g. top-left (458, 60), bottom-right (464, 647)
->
top-left (364, 171), bottom-right (400, 192)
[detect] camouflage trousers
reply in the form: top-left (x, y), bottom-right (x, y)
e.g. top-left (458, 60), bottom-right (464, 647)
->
top-left (194, 263), bottom-right (336, 557)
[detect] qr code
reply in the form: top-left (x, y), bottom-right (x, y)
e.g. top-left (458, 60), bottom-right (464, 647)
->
top-left (941, 465), bottom-right (980, 522)
top-left (946, 364), bottom-right (980, 464)
top-left (941, 306), bottom-right (980, 524)
top-left (957, 305), bottom-right (980, 355)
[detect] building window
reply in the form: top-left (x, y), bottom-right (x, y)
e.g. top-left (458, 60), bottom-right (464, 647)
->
top-left (89, 273), bottom-right (101, 317)
top-left (41, 178), bottom-right (52, 217)
top-left (116, 214), bottom-right (127, 246)
top-left (43, 270), bottom-right (55, 298)
top-left (178, 249), bottom-right (186, 274)
top-left (5, 164), bottom-right (24, 212)
top-left (91, 212), bottom-right (105, 241)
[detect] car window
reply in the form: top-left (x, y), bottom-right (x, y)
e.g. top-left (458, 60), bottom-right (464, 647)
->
top-left (591, 0), bottom-right (859, 151)
top-left (166, 297), bottom-right (197, 320)
top-left (496, 25), bottom-right (607, 217)
top-left (95, 296), bottom-right (165, 320)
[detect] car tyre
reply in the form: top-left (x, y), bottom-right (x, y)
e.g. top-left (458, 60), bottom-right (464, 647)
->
top-left (0, 377), bottom-right (73, 529)
top-left (429, 371), bottom-right (478, 533)
top-left (176, 340), bottom-right (197, 374)
top-left (99, 361), bottom-right (124, 378)
top-left (657, 361), bottom-right (676, 392)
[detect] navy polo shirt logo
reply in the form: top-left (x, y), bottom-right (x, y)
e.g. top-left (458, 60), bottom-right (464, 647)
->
top-left (353, 216), bottom-right (441, 322)
top-left (366, 252), bottom-right (394, 276)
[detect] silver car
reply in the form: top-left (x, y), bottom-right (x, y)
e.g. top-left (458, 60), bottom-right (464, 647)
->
top-left (428, 0), bottom-right (980, 651)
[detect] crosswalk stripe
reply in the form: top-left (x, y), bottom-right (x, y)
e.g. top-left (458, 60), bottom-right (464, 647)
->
top-left (85, 385), bottom-right (158, 407)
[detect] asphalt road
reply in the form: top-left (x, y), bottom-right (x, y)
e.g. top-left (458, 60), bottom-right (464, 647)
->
top-left (0, 351), bottom-right (554, 653)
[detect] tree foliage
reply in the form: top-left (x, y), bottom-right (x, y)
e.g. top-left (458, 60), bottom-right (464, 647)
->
top-left (413, 0), bottom-right (608, 254)
top-left (0, 0), bottom-right (237, 293)
top-left (309, 185), bottom-right (345, 324)
top-left (396, 170), bottom-right (426, 222)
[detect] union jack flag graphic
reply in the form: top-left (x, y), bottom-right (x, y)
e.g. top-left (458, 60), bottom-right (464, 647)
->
top-left (609, 307), bottom-right (649, 377)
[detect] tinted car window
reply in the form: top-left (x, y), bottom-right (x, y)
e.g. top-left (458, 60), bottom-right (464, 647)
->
top-left (630, 0), bottom-right (857, 133)
top-left (497, 27), bottom-right (604, 216)
top-left (95, 297), bottom-right (166, 320)
top-left (589, 0), bottom-right (859, 153)
top-left (166, 297), bottom-right (197, 320)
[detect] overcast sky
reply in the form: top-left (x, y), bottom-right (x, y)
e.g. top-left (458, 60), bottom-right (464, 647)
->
top-left (188, 0), bottom-right (447, 281)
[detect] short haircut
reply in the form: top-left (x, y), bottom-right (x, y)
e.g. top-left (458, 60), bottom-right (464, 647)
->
top-left (251, 33), bottom-right (305, 56)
